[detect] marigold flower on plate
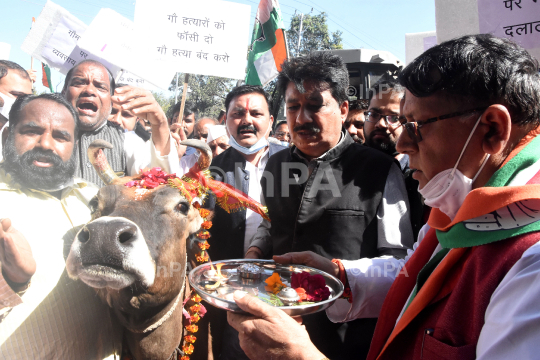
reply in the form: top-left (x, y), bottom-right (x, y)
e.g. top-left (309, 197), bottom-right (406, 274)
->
top-left (182, 343), bottom-right (194, 355)
top-left (264, 272), bottom-right (286, 294)
top-left (185, 324), bottom-right (198, 333)
top-left (184, 335), bottom-right (197, 343)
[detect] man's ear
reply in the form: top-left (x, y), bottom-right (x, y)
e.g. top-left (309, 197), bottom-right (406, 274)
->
top-left (481, 104), bottom-right (512, 156)
top-left (340, 100), bottom-right (349, 123)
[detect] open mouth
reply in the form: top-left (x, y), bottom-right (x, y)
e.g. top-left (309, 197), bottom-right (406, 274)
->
top-left (33, 156), bottom-right (54, 167)
top-left (77, 100), bottom-right (98, 115)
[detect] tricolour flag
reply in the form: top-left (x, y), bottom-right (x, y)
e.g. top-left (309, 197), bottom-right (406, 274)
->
top-left (42, 63), bottom-right (54, 92)
top-left (245, 0), bottom-right (288, 86)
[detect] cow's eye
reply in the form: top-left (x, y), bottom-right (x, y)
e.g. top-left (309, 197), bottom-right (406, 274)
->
top-left (175, 202), bottom-right (190, 215)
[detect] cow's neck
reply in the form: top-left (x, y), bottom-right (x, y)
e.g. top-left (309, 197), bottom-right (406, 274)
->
top-left (116, 280), bottom-right (186, 360)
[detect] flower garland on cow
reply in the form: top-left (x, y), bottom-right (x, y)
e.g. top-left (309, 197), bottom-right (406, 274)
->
top-left (97, 139), bottom-right (269, 360)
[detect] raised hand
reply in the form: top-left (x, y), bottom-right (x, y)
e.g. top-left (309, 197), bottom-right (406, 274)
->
top-left (0, 219), bottom-right (36, 286)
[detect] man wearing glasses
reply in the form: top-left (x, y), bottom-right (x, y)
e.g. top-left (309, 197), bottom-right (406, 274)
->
top-left (364, 78), bottom-right (404, 158)
top-left (365, 78), bottom-right (425, 239)
top-left (228, 34), bottom-right (540, 360)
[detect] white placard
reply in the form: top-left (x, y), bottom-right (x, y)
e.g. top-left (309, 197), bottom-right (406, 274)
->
top-left (0, 43), bottom-right (11, 60)
top-left (21, 1), bottom-right (172, 90)
top-left (435, 0), bottom-right (540, 61)
top-left (42, 15), bottom-right (87, 73)
top-left (134, 0), bottom-right (251, 80)
top-left (76, 8), bottom-right (176, 90)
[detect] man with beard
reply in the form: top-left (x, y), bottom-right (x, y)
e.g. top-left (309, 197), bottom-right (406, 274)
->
top-left (0, 93), bottom-right (120, 358)
top-left (206, 85), bottom-right (286, 359)
top-left (364, 78), bottom-right (404, 159)
top-left (365, 78), bottom-right (426, 239)
top-left (61, 60), bottom-right (179, 187)
top-left (245, 52), bottom-right (413, 359)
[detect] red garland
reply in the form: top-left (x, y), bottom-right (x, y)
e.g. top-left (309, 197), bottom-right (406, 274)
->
top-left (332, 259), bottom-right (353, 303)
top-left (125, 167), bottom-right (178, 189)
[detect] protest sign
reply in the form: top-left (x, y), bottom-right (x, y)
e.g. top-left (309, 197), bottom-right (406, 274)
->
top-left (435, 0), bottom-right (540, 60)
top-left (21, 1), bottom-right (173, 90)
top-left (77, 8), bottom-right (176, 90)
top-left (405, 31), bottom-right (436, 64)
top-left (134, 0), bottom-right (251, 80)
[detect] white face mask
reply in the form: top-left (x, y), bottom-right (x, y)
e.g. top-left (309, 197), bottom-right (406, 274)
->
top-left (0, 92), bottom-right (16, 120)
top-left (227, 121), bottom-right (271, 155)
top-left (418, 114), bottom-right (490, 220)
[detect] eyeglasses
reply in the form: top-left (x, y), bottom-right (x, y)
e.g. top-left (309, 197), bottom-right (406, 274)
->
top-left (344, 120), bottom-right (364, 129)
top-left (364, 111), bottom-right (401, 126)
top-left (399, 107), bottom-right (487, 143)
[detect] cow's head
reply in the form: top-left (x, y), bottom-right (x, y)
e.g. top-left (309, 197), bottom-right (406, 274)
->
top-left (66, 139), bottom-right (212, 313)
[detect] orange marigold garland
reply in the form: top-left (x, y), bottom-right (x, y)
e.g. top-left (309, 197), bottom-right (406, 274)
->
top-left (182, 288), bottom-right (204, 359)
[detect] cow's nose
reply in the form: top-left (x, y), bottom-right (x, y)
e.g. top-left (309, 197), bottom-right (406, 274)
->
top-left (79, 219), bottom-right (142, 269)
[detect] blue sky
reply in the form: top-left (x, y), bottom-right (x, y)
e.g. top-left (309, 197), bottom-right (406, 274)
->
top-left (2, 0), bottom-right (436, 93)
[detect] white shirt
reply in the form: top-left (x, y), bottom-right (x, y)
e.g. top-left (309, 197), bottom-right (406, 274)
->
top-left (251, 162), bottom-right (414, 256)
top-left (124, 130), bottom-right (179, 176)
top-left (243, 148), bottom-right (270, 254)
top-left (0, 170), bottom-right (121, 359)
top-left (326, 224), bottom-right (540, 359)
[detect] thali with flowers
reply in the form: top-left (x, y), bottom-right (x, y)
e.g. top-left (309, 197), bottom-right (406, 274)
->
top-left (188, 259), bottom-right (344, 316)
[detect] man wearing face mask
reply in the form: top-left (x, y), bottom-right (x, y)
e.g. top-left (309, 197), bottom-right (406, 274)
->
top-left (227, 35), bottom-right (540, 360)
top-left (205, 85), bottom-right (286, 360)
top-left (208, 85), bottom-right (286, 261)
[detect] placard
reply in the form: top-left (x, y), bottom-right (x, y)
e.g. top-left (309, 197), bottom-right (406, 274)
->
top-left (134, 0), bottom-right (251, 80)
top-left (21, 1), bottom-right (173, 90)
top-left (435, 0), bottom-right (540, 60)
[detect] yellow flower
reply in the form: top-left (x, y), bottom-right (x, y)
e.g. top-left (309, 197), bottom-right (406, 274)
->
top-left (264, 272), bottom-right (286, 294)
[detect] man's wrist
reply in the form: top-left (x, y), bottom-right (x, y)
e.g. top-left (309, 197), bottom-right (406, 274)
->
top-left (245, 247), bottom-right (263, 258)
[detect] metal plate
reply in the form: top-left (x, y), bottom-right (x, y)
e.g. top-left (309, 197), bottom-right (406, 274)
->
top-left (188, 259), bottom-right (344, 316)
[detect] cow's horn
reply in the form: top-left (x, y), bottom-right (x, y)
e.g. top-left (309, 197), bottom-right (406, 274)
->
top-left (87, 139), bottom-right (119, 185)
top-left (180, 139), bottom-right (212, 170)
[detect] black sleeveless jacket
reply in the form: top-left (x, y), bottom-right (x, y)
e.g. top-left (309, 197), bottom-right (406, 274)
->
top-left (262, 132), bottom-right (395, 260)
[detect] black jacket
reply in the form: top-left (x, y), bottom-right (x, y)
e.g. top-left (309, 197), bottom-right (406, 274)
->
top-left (258, 132), bottom-right (401, 260)
top-left (207, 143), bottom-right (286, 261)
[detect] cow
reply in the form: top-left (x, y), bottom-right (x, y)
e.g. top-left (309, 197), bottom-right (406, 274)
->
top-left (66, 139), bottom-right (213, 360)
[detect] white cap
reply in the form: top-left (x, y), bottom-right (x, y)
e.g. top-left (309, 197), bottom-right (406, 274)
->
top-left (206, 125), bottom-right (228, 143)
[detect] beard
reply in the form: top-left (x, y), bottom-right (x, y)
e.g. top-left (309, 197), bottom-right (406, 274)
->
top-left (366, 130), bottom-right (397, 156)
top-left (2, 137), bottom-right (77, 191)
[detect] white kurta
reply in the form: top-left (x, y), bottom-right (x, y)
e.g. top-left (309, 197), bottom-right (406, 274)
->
top-left (0, 170), bottom-right (121, 359)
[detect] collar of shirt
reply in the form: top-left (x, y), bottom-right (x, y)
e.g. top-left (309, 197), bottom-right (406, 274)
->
top-left (292, 130), bottom-right (347, 165)
top-left (0, 166), bottom-right (94, 200)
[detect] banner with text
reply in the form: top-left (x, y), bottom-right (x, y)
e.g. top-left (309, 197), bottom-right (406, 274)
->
top-left (21, 1), bottom-right (171, 90)
top-left (134, 0), bottom-right (251, 80)
top-left (77, 8), bottom-right (176, 90)
top-left (435, 0), bottom-right (540, 60)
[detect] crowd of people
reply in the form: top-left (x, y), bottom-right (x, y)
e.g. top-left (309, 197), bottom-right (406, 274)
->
top-left (0, 32), bottom-right (540, 360)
